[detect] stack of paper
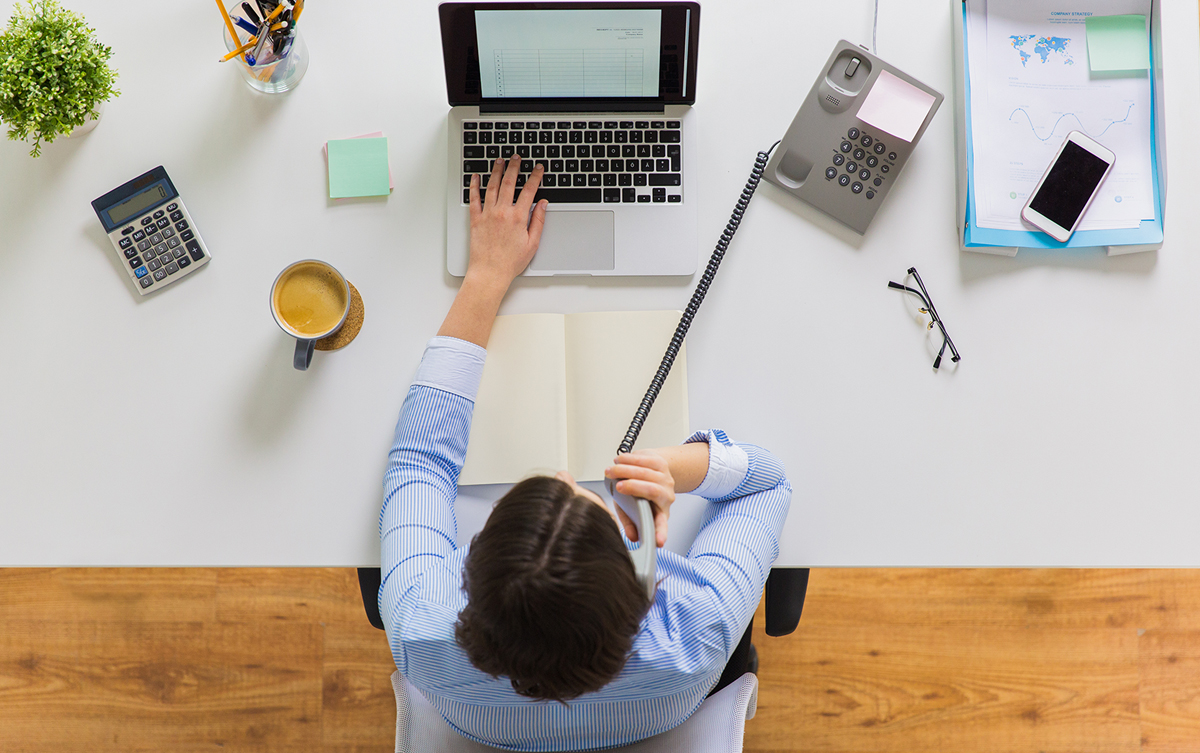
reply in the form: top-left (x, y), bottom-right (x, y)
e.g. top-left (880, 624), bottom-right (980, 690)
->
top-left (324, 133), bottom-right (392, 199)
top-left (965, 0), bottom-right (1155, 235)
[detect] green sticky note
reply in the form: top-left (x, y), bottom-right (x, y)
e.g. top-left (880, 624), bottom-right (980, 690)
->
top-left (1086, 14), bottom-right (1149, 72)
top-left (327, 137), bottom-right (391, 198)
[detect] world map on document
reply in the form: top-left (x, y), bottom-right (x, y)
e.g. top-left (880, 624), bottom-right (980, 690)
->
top-left (1009, 35), bottom-right (1074, 66)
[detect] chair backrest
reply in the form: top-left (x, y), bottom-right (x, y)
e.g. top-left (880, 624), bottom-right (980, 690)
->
top-left (391, 671), bottom-right (758, 753)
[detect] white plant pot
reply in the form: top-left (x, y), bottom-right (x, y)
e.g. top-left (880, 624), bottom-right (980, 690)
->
top-left (65, 100), bottom-right (104, 138)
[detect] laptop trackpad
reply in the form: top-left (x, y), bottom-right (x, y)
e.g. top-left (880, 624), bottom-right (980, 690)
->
top-left (528, 211), bottom-right (615, 272)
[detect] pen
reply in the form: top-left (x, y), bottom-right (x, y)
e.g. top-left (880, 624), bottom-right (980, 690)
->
top-left (241, 1), bottom-right (260, 24)
top-left (234, 16), bottom-right (257, 36)
top-left (251, 20), bottom-right (272, 63)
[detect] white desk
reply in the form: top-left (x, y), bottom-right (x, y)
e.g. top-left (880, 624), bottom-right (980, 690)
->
top-left (3, 0), bottom-right (1199, 567)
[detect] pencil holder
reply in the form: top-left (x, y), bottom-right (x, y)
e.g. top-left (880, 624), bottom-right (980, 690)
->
top-left (222, 13), bottom-right (308, 94)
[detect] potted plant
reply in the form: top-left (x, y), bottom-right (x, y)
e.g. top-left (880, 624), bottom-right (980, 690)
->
top-left (0, 0), bottom-right (119, 157)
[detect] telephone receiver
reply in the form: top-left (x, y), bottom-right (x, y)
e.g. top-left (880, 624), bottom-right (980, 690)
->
top-left (606, 478), bottom-right (657, 600)
top-left (610, 143), bottom-right (778, 605)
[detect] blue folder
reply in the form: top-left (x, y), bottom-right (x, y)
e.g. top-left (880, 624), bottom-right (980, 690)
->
top-left (959, 5), bottom-right (1163, 250)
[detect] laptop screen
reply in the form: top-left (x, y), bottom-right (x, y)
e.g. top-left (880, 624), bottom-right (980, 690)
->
top-left (440, 2), bottom-right (700, 110)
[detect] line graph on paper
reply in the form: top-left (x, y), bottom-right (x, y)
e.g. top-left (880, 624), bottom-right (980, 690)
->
top-left (1007, 102), bottom-right (1135, 143)
top-left (492, 49), bottom-right (645, 97)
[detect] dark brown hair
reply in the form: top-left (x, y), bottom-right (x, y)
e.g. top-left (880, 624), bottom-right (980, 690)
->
top-left (455, 475), bottom-right (650, 702)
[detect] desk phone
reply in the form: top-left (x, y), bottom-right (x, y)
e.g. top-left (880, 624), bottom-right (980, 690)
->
top-left (765, 40), bottom-right (943, 234)
top-left (91, 166), bottom-right (211, 295)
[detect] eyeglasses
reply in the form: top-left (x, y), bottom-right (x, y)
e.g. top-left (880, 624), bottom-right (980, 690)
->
top-left (888, 267), bottom-right (960, 370)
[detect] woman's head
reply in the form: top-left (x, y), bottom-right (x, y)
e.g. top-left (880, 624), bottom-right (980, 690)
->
top-left (455, 474), bottom-right (650, 702)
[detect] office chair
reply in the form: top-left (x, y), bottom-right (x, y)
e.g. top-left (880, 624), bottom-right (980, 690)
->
top-left (357, 566), bottom-right (809, 752)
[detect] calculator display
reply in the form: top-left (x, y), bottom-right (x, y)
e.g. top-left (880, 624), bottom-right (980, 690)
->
top-left (108, 183), bottom-right (169, 225)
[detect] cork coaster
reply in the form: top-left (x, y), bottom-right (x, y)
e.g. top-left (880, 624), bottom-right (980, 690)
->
top-left (315, 281), bottom-right (364, 351)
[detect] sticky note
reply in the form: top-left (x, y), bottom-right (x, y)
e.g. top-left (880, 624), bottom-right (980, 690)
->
top-left (855, 70), bottom-right (937, 143)
top-left (326, 137), bottom-right (391, 198)
top-left (324, 132), bottom-right (394, 192)
top-left (1086, 15), bottom-right (1149, 72)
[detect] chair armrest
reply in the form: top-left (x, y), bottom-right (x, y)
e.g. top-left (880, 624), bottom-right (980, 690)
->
top-left (358, 567), bottom-right (385, 631)
top-left (764, 567), bottom-right (809, 637)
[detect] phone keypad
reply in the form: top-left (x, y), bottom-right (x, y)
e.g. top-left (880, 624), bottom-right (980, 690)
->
top-left (824, 126), bottom-right (896, 201)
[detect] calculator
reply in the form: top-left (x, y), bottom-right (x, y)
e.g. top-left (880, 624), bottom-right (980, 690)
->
top-left (91, 166), bottom-right (211, 295)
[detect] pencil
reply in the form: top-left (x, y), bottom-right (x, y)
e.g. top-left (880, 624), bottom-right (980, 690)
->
top-left (219, 38), bottom-right (256, 62)
top-left (292, 0), bottom-right (304, 23)
top-left (214, 0), bottom-right (242, 50)
top-left (265, 2), bottom-right (286, 23)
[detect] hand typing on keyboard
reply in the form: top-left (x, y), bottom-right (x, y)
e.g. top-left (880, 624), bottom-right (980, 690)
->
top-left (467, 155), bottom-right (547, 286)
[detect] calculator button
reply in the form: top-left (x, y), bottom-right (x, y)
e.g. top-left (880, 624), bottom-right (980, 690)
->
top-left (853, 148), bottom-right (865, 160)
top-left (847, 127), bottom-right (860, 139)
top-left (135, 266), bottom-right (149, 278)
top-left (173, 247), bottom-right (186, 260)
top-left (186, 240), bottom-right (204, 261)
top-left (180, 229), bottom-right (194, 241)
top-left (153, 210), bottom-right (165, 219)
top-left (140, 276), bottom-right (154, 289)
top-left (840, 141), bottom-right (852, 153)
top-left (875, 143), bottom-right (886, 155)
top-left (119, 237), bottom-right (133, 249)
top-left (881, 164), bottom-right (890, 173)
top-left (121, 226), bottom-right (135, 236)
top-left (860, 134), bottom-right (873, 147)
top-left (169, 210), bottom-right (183, 222)
top-left (159, 254), bottom-right (172, 267)
top-left (860, 169), bottom-right (870, 181)
top-left (154, 242), bottom-right (168, 255)
top-left (825, 167), bottom-right (838, 179)
top-left (129, 257), bottom-right (144, 269)
top-left (866, 190), bottom-right (875, 199)
top-left (175, 220), bottom-right (188, 232)
top-left (153, 269), bottom-right (167, 281)
top-left (866, 156), bottom-right (878, 168)
top-left (133, 230), bottom-right (146, 242)
top-left (156, 218), bottom-right (170, 229)
top-left (123, 247), bottom-right (138, 260)
top-left (166, 262), bottom-right (180, 275)
top-left (141, 217), bottom-right (154, 226)
top-left (150, 232), bottom-right (162, 244)
top-left (167, 203), bottom-right (177, 211)
top-left (888, 151), bottom-right (897, 160)
top-left (846, 162), bottom-right (857, 173)
top-left (137, 240), bottom-right (151, 252)
top-left (168, 237), bottom-right (180, 248)
top-left (148, 258), bottom-right (161, 271)
top-left (177, 255), bottom-right (191, 269)
top-left (838, 174), bottom-right (850, 186)
top-left (874, 178), bottom-right (883, 187)
top-left (832, 154), bottom-right (845, 166)
top-left (851, 181), bottom-right (863, 194)
top-left (162, 227), bottom-right (174, 239)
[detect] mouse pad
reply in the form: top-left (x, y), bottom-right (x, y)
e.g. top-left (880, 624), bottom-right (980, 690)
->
top-left (529, 210), bottom-right (615, 271)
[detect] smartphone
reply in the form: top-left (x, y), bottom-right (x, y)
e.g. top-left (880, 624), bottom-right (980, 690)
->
top-left (1021, 131), bottom-right (1115, 242)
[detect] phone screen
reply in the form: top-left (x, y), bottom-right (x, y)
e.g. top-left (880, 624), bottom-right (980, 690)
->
top-left (1028, 141), bottom-right (1111, 230)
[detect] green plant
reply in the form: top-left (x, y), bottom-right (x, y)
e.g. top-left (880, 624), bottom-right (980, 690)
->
top-left (0, 0), bottom-right (119, 156)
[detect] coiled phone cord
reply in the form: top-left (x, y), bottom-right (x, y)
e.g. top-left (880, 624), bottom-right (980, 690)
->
top-left (617, 140), bottom-right (781, 456)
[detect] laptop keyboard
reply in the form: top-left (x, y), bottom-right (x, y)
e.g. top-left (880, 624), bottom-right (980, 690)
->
top-left (461, 120), bottom-right (683, 205)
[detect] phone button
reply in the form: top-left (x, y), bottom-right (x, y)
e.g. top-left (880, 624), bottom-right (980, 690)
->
top-left (851, 181), bottom-right (863, 194)
top-left (840, 141), bottom-right (852, 153)
top-left (847, 127), bottom-right (860, 139)
top-left (825, 167), bottom-right (838, 180)
top-left (838, 175), bottom-right (850, 187)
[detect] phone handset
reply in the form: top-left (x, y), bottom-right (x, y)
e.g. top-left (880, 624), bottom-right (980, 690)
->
top-left (610, 141), bottom-right (781, 600)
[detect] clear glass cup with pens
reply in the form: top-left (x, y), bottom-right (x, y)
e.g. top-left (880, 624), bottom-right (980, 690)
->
top-left (219, 0), bottom-right (308, 94)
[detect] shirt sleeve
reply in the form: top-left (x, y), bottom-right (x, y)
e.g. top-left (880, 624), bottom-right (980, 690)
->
top-left (379, 336), bottom-right (486, 641)
top-left (679, 428), bottom-right (792, 657)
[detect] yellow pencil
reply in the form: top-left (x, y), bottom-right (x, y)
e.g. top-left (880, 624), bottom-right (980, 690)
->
top-left (293, 0), bottom-right (304, 23)
top-left (265, 3), bottom-right (286, 24)
top-left (219, 38), bottom-right (256, 62)
top-left (214, 0), bottom-right (241, 49)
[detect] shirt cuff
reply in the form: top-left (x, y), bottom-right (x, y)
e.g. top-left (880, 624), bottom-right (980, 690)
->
top-left (411, 336), bottom-right (488, 402)
top-left (684, 429), bottom-right (749, 500)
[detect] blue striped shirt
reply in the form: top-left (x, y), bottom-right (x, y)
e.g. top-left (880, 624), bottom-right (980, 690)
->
top-left (380, 336), bottom-right (791, 751)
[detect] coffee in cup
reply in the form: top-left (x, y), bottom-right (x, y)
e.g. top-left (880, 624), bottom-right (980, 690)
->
top-left (270, 260), bottom-right (350, 370)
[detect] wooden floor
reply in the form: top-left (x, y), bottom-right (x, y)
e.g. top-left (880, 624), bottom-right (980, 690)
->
top-left (1, 569), bottom-right (1198, 752)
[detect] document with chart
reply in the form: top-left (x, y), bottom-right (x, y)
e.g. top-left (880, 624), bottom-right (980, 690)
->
top-left (968, 0), bottom-right (1154, 232)
top-left (475, 9), bottom-right (662, 98)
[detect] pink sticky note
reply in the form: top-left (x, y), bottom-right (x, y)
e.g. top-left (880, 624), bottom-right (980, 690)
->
top-left (324, 131), bottom-right (394, 191)
top-left (855, 70), bottom-right (936, 143)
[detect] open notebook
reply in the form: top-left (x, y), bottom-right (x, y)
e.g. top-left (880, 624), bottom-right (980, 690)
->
top-left (459, 311), bottom-right (689, 485)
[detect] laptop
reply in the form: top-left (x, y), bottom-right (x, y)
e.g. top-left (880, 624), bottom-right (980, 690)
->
top-left (440, 2), bottom-right (701, 276)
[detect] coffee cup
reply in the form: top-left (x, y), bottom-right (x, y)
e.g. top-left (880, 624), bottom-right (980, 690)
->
top-left (270, 260), bottom-right (351, 370)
